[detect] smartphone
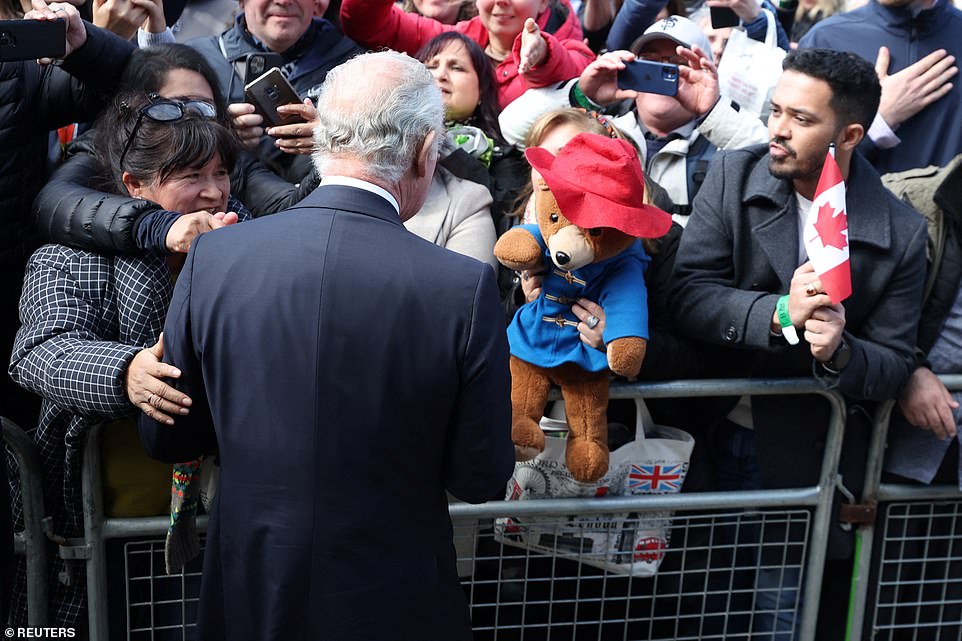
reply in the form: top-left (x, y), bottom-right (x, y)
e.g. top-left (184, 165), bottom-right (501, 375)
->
top-left (244, 67), bottom-right (304, 127)
top-left (243, 52), bottom-right (284, 86)
top-left (617, 59), bottom-right (679, 97)
top-left (709, 6), bottom-right (740, 28)
top-left (0, 19), bottom-right (66, 62)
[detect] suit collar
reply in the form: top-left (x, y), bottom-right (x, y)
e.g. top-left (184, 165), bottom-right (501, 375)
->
top-left (296, 184), bottom-right (406, 227)
top-left (320, 175), bottom-right (400, 214)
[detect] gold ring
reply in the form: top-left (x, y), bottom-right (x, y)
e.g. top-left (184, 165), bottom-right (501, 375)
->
top-left (805, 283), bottom-right (817, 296)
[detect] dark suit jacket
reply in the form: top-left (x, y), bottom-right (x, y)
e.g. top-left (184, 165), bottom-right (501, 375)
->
top-left (671, 146), bottom-right (927, 554)
top-left (140, 185), bottom-right (514, 641)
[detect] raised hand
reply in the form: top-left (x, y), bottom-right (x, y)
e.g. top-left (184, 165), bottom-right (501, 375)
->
top-left (518, 18), bottom-right (548, 74)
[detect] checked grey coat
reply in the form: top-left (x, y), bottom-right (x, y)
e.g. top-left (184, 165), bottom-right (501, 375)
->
top-left (6, 202), bottom-right (246, 627)
top-left (8, 243), bottom-right (173, 626)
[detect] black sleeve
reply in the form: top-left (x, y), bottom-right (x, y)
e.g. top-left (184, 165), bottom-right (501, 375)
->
top-left (231, 151), bottom-right (320, 217)
top-left (33, 138), bottom-right (164, 254)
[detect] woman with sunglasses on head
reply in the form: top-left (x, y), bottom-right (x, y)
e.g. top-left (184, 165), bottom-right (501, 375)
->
top-left (34, 44), bottom-right (320, 259)
top-left (9, 90), bottom-right (243, 630)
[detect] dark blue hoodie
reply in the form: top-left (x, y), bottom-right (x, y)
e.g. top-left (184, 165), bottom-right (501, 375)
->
top-left (800, 0), bottom-right (962, 173)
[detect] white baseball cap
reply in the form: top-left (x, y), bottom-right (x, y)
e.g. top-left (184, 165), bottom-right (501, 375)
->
top-left (629, 15), bottom-right (715, 63)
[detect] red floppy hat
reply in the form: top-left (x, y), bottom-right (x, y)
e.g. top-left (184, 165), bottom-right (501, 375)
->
top-left (524, 133), bottom-right (672, 239)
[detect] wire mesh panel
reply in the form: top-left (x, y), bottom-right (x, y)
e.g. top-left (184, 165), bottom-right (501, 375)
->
top-left (870, 500), bottom-right (962, 641)
top-left (117, 509), bottom-right (810, 641)
top-left (124, 538), bottom-right (204, 641)
top-left (455, 507), bottom-right (812, 641)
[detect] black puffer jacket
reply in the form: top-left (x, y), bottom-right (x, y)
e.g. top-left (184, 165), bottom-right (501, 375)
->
top-left (0, 23), bottom-right (133, 268)
top-left (34, 133), bottom-right (320, 255)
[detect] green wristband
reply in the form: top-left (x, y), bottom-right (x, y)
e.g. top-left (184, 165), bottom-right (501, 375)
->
top-left (571, 82), bottom-right (597, 111)
top-left (776, 295), bottom-right (800, 345)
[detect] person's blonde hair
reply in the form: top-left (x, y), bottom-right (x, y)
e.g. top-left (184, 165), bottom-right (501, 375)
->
top-left (515, 109), bottom-right (664, 251)
top-left (523, 108), bottom-right (628, 149)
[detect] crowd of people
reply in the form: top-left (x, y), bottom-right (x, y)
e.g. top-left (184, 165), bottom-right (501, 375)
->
top-left (1, 0), bottom-right (960, 637)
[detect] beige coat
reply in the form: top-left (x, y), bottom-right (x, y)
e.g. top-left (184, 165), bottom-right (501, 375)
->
top-left (404, 166), bottom-right (498, 270)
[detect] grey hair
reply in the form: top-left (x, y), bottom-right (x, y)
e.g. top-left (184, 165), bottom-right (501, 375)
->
top-left (312, 51), bottom-right (445, 184)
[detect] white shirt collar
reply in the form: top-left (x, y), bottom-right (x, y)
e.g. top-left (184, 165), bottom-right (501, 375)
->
top-left (320, 176), bottom-right (400, 216)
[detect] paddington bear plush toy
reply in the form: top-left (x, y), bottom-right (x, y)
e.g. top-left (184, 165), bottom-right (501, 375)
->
top-left (494, 133), bottom-right (672, 483)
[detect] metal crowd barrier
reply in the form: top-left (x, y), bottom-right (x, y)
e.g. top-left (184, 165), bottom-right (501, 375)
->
top-left (72, 378), bottom-right (846, 640)
top-left (2, 415), bottom-right (49, 626)
top-left (847, 374), bottom-right (962, 641)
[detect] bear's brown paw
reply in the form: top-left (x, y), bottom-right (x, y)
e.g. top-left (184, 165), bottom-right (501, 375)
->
top-left (565, 436), bottom-right (609, 483)
top-left (512, 416), bottom-right (545, 461)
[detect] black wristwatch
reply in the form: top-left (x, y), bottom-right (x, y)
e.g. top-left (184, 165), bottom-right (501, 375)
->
top-left (824, 340), bottom-right (852, 373)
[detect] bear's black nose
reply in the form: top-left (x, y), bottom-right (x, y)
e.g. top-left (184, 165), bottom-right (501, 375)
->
top-left (555, 252), bottom-right (571, 265)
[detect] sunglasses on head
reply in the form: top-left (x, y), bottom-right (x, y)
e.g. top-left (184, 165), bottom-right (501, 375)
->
top-left (119, 94), bottom-right (218, 169)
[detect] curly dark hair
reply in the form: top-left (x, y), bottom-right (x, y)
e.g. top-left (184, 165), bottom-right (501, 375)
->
top-left (782, 48), bottom-right (881, 131)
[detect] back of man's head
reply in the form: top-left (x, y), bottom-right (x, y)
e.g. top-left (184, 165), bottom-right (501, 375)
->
top-left (312, 51), bottom-right (444, 185)
top-left (782, 48), bottom-right (880, 132)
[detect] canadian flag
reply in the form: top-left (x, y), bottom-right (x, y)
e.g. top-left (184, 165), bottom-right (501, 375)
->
top-left (803, 149), bottom-right (851, 303)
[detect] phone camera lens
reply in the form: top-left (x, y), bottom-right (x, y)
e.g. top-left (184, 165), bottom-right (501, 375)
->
top-left (266, 86), bottom-right (280, 101)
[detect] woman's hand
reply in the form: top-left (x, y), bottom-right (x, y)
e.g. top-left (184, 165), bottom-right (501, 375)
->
top-left (166, 211), bottom-right (239, 254)
top-left (126, 335), bottom-right (192, 425)
top-left (267, 99), bottom-right (319, 156)
top-left (520, 268), bottom-right (544, 303)
top-left (227, 102), bottom-right (265, 151)
top-left (518, 18), bottom-right (548, 74)
top-left (572, 298), bottom-right (606, 350)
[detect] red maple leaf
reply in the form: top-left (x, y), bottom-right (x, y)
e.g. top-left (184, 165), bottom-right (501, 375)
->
top-left (813, 202), bottom-right (848, 250)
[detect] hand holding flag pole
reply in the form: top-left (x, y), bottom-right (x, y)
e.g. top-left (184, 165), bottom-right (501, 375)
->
top-left (802, 143), bottom-right (852, 304)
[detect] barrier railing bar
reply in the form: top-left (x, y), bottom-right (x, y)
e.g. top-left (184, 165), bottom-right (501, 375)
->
top-left (2, 416), bottom-right (49, 626)
top-left (81, 421), bottom-right (108, 641)
top-left (846, 375), bottom-right (962, 641)
top-left (876, 484), bottom-right (962, 502)
top-left (102, 516), bottom-right (208, 540)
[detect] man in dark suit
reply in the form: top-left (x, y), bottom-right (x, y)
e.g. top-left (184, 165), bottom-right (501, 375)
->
top-left (139, 50), bottom-right (514, 641)
top-left (671, 48), bottom-right (928, 638)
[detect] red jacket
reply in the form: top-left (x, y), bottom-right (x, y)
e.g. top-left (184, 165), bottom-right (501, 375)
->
top-left (340, 0), bottom-right (595, 108)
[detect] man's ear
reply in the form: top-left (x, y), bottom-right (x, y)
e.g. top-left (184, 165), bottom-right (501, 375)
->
top-left (122, 171), bottom-right (146, 198)
top-left (415, 130), bottom-right (437, 179)
top-left (836, 122), bottom-right (865, 153)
